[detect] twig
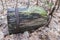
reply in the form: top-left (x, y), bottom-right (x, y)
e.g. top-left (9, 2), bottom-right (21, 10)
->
top-left (1, 0), bottom-right (4, 14)
top-left (47, 0), bottom-right (59, 27)
top-left (15, 0), bottom-right (19, 27)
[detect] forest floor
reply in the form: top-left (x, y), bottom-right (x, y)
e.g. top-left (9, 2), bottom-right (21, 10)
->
top-left (0, 0), bottom-right (60, 40)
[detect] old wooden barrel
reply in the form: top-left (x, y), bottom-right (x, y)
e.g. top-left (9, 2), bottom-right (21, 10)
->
top-left (7, 7), bottom-right (48, 34)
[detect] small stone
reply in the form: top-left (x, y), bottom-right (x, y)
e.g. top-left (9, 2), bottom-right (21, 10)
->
top-left (0, 31), bottom-right (4, 40)
top-left (23, 31), bottom-right (29, 37)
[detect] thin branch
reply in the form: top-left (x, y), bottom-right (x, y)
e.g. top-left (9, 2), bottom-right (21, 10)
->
top-left (27, 0), bottom-right (30, 8)
top-left (5, 0), bottom-right (8, 9)
top-left (36, 0), bottom-right (39, 6)
top-left (47, 0), bottom-right (59, 27)
top-left (49, 0), bottom-right (58, 16)
top-left (15, 0), bottom-right (20, 28)
top-left (1, 0), bottom-right (4, 14)
top-left (56, 0), bottom-right (60, 10)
